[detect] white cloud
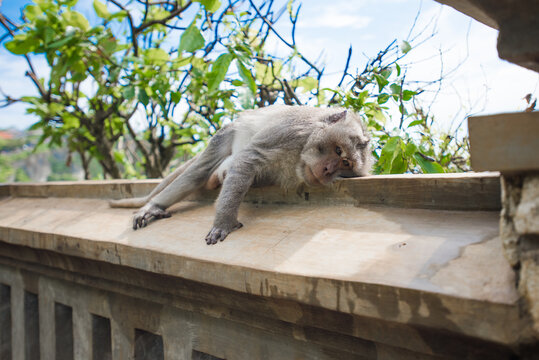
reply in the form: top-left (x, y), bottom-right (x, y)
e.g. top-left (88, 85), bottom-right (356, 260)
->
top-left (299, 13), bottom-right (371, 30)
top-left (298, 7), bottom-right (371, 30)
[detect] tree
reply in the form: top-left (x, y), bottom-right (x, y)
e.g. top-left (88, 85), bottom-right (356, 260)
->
top-left (0, 0), bottom-right (469, 179)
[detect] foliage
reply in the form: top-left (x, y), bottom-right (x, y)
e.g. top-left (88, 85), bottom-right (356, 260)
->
top-left (326, 60), bottom-right (470, 174)
top-left (0, 130), bottom-right (93, 182)
top-left (0, 0), bottom-right (470, 180)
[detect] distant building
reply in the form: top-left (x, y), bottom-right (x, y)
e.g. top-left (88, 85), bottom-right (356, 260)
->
top-left (0, 130), bottom-right (14, 140)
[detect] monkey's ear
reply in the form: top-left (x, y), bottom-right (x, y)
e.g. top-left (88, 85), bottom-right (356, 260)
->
top-left (326, 110), bottom-right (347, 124)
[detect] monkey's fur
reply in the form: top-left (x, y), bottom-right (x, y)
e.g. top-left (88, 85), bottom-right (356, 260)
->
top-left (110, 105), bottom-right (373, 244)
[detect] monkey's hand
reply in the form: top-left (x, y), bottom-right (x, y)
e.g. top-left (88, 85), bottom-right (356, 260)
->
top-left (205, 222), bottom-right (243, 245)
top-left (132, 203), bottom-right (171, 230)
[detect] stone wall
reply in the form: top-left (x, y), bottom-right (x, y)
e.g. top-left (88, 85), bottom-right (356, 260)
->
top-left (0, 174), bottom-right (528, 359)
top-left (501, 174), bottom-right (539, 348)
top-left (469, 112), bottom-right (539, 358)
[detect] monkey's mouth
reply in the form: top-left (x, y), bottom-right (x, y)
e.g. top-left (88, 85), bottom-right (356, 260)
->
top-left (304, 166), bottom-right (324, 186)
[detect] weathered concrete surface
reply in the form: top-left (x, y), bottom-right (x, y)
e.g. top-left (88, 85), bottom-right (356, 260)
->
top-left (0, 194), bottom-right (521, 346)
top-left (435, 0), bottom-right (539, 72)
top-left (469, 112), bottom-right (539, 173)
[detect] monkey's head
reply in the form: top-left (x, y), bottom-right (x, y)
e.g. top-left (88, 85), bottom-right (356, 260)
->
top-left (299, 109), bottom-right (373, 186)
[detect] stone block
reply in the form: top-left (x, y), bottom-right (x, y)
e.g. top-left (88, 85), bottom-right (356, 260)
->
top-left (520, 259), bottom-right (539, 340)
top-left (469, 112), bottom-right (539, 173)
top-left (515, 175), bottom-right (539, 235)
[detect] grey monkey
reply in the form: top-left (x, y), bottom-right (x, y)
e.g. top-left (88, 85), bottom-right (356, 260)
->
top-left (110, 105), bottom-right (373, 244)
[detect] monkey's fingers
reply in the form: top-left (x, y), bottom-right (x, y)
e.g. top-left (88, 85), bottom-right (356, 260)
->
top-left (205, 222), bottom-right (243, 245)
top-left (132, 214), bottom-right (146, 230)
top-left (132, 208), bottom-right (171, 230)
top-left (205, 228), bottom-right (229, 245)
top-left (133, 216), bottom-right (141, 230)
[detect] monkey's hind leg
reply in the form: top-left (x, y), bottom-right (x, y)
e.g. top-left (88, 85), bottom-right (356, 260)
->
top-left (133, 127), bottom-right (235, 230)
top-left (109, 155), bottom-right (198, 208)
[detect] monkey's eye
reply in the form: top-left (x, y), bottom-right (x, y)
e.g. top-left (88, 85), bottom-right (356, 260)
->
top-left (357, 142), bottom-right (368, 149)
top-left (335, 146), bottom-right (342, 155)
top-left (342, 159), bottom-right (350, 167)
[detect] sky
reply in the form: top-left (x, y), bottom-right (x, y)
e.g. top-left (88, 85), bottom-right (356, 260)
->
top-left (0, 0), bottom-right (537, 132)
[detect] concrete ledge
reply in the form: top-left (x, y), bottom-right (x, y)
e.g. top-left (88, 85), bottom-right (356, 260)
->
top-left (0, 185), bottom-right (520, 343)
top-left (1, 172), bottom-right (501, 210)
top-left (0, 175), bottom-right (522, 357)
top-left (469, 112), bottom-right (539, 173)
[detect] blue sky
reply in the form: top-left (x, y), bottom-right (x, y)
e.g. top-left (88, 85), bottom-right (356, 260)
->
top-left (1, 0), bottom-right (537, 132)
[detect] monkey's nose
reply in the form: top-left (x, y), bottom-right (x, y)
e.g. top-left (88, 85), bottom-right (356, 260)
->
top-left (323, 167), bottom-right (335, 177)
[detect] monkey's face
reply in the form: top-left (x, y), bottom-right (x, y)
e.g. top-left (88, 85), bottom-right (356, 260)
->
top-left (300, 118), bottom-right (372, 186)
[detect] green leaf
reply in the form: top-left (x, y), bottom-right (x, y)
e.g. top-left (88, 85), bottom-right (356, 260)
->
top-left (172, 56), bottom-right (191, 68)
top-left (62, 114), bottom-right (80, 129)
top-left (179, 21), bottom-right (205, 53)
top-left (402, 90), bottom-right (416, 101)
top-left (395, 63), bottom-right (401, 76)
top-left (101, 37), bottom-right (117, 55)
top-left (407, 119), bottom-right (424, 127)
top-left (24, 5), bottom-right (41, 21)
top-left (413, 153), bottom-right (444, 173)
top-left (401, 40), bottom-right (412, 54)
top-left (93, 0), bottom-right (111, 20)
top-left (212, 112), bottom-right (225, 125)
top-left (110, 10), bottom-right (127, 21)
top-left (138, 88), bottom-right (149, 106)
top-left (59, 0), bottom-right (78, 7)
top-left (122, 86), bottom-right (135, 100)
top-left (399, 104), bottom-right (408, 115)
top-left (35, 0), bottom-right (57, 12)
top-left (374, 74), bottom-right (389, 92)
top-left (43, 27), bottom-right (55, 44)
top-left (144, 48), bottom-right (169, 64)
top-left (113, 151), bottom-right (125, 163)
top-left (4, 35), bottom-right (37, 55)
top-left (295, 77), bottom-right (318, 93)
top-left (405, 142), bottom-right (417, 157)
top-left (390, 154), bottom-right (407, 174)
top-left (62, 10), bottom-right (90, 31)
top-left (377, 93), bottom-right (390, 104)
top-left (237, 61), bottom-right (257, 95)
top-left (380, 68), bottom-right (392, 80)
top-left (170, 91), bottom-right (182, 104)
top-left (47, 35), bottom-right (75, 49)
top-left (194, 0), bottom-right (221, 13)
top-left (254, 62), bottom-right (272, 85)
top-left (378, 136), bottom-right (401, 174)
top-left (207, 53), bottom-right (233, 91)
top-left (390, 83), bottom-right (401, 95)
top-left (147, 7), bottom-right (170, 21)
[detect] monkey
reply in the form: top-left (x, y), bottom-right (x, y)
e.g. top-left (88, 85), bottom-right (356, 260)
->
top-left (110, 105), bottom-right (373, 245)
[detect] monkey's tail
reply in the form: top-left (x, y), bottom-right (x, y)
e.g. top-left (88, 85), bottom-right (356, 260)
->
top-left (108, 155), bottom-right (199, 209)
top-left (109, 197), bottom-right (149, 208)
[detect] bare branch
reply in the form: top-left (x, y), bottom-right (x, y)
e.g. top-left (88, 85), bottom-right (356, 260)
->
top-left (330, 45), bottom-right (353, 104)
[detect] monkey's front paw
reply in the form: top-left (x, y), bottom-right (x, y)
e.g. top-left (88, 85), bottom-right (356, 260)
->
top-left (205, 222), bottom-right (243, 245)
top-left (132, 204), bottom-right (171, 230)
